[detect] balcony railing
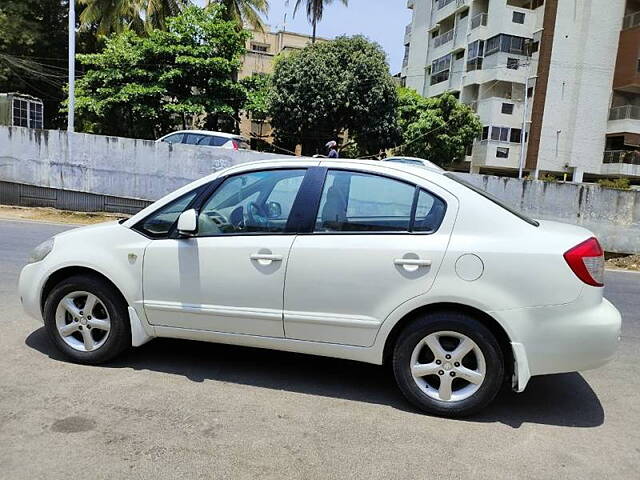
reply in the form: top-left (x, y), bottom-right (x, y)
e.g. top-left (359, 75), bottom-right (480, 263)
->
top-left (622, 11), bottom-right (640, 30)
top-left (603, 150), bottom-right (640, 165)
top-left (433, 29), bottom-right (454, 48)
top-left (405, 24), bottom-right (412, 38)
top-left (470, 13), bottom-right (488, 29)
top-left (609, 105), bottom-right (640, 121)
top-left (437, 0), bottom-right (456, 9)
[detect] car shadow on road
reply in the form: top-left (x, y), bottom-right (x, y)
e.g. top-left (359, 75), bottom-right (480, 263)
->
top-left (26, 327), bottom-right (604, 429)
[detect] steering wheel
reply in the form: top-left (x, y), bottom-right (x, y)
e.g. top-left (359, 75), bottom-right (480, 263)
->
top-left (246, 201), bottom-right (269, 230)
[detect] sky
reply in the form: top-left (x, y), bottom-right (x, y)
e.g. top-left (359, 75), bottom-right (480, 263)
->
top-left (198, 1), bottom-right (412, 73)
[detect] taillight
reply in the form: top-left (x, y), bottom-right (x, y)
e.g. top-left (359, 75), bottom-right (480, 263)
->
top-left (232, 140), bottom-right (239, 150)
top-left (563, 237), bottom-right (604, 287)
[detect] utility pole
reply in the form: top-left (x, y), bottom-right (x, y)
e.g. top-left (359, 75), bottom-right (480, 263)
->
top-left (67, 0), bottom-right (75, 132)
top-left (518, 64), bottom-right (536, 179)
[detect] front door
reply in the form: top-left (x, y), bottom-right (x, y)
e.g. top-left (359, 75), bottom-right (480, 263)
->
top-left (143, 168), bottom-right (307, 337)
top-left (283, 168), bottom-right (454, 346)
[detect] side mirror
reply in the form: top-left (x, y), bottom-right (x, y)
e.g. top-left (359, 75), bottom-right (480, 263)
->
top-left (265, 201), bottom-right (282, 219)
top-left (177, 209), bottom-right (198, 236)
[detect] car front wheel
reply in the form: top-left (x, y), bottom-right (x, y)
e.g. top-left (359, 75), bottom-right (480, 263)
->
top-left (392, 312), bottom-right (504, 417)
top-left (43, 275), bottom-right (131, 364)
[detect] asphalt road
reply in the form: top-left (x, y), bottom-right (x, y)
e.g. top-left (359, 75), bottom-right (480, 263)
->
top-left (0, 218), bottom-right (639, 479)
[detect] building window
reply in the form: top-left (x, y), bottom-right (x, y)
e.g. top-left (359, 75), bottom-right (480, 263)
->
top-left (430, 53), bottom-right (452, 85)
top-left (460, 9), bottom-right (469, 19)
top-left (507, 58), bottom-right (520, 69)
top-left (512, 12), bottom-right (525, 24)
top-left (491, 126), bottom-right (510, 142)
top-left (467, 40), bottom-right (484, 71)
top-left (12, 99), bottom-right (29, 127)
top-left (502, 103), bottom-right (514, 114)
top-left (510, 128), bottom-right (522, 143)
top-left (455, 50), bottom-right (465, 60)
top-left (29, 102), bottom-right (43, 128)
top-left (531, 41), bottom-right (540, 54)
top-left (527, 86), bottom-right (534, 97)
top-left (431, 30), bottom-right (439, 38)
top-left (482, 126), bottom-right (490, 140)
top-left (485, 34), bottom-right (530, 56)
top-left (250, 43), bottom-right (269, 53)
top-left (496, 147), bottom-right (510, 158)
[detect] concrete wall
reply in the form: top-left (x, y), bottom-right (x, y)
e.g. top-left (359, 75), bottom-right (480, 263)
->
top-left (457, 173), bottom-right (640, 254)
top-left (0, 126), bottom-right (286, 202)
top-left (1, 126), bottom-right (638, 253)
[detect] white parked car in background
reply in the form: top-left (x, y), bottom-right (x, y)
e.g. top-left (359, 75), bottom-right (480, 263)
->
top-left (18, 159), bottom-right (621, 417)
top-left (157, 130), bottom-right (250, 150)
top-left (383, 156), bottom-right (443, 172)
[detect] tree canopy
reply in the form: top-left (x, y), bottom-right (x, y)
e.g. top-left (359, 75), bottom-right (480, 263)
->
top-left (395, 88), bottom-right (482, 167)
top-left (74, 5), bottom-right (248, 139)
top-left (269, 35), bottom-right (398, 156)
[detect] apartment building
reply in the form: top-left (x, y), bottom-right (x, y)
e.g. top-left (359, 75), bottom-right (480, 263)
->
top-left (401, 0), bottom-right (640, 181)
top-left (239, 27), bottom-right (322, 147)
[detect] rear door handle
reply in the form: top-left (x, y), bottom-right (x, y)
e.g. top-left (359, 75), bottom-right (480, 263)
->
top-left (250, 253), bottom-right (283, 262)
top-left (394, 258), bottom-right (432, 267)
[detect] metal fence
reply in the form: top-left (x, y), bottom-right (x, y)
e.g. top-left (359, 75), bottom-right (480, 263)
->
top-left (433, 29), bottom-right (454, 48)
top-left (603, 150), bottom-right (640, 165)
top-left (0, 181), bottom-right (151, 214)
top-left (609, 105), bottom-right (640, 121)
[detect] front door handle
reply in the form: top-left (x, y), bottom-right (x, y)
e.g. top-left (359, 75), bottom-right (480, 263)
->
top-left (394, 258), bottom-right (432, 267)
top-left (250, 253), bottom-right (283, 262)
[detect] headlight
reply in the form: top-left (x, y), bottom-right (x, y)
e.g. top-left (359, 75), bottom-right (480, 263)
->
top-left (27, 238), bottom-right (55, 264)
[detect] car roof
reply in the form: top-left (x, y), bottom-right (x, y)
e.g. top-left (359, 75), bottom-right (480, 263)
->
top-left (162, 130), bottom-right (245, 139)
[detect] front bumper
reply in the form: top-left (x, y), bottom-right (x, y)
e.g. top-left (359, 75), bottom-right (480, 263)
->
top-left (18, 262), bottom-right (47, 323)
top-left (497, 296), bottom-right (622, 391)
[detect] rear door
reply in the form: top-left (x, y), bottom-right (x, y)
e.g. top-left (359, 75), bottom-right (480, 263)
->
top-left (283, 166), bottom-right (455, 347)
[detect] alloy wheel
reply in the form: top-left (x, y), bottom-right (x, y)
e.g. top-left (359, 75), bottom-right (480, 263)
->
top-left (54, 291), bottom-right (111, 352)
top-left (410, 331), bottom-right (486, 402)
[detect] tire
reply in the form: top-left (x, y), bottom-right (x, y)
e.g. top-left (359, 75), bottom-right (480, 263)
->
top-left (43, 274), bottom-right (131, 364)
top-left (392, 312), bottom-right (504, 418)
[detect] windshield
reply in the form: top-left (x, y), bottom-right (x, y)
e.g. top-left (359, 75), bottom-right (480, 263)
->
top-left (444, 173), bottom-right (539, 227)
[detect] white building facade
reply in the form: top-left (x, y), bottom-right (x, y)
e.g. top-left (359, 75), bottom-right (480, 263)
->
top-left (401, 0), bottom-right (640, 181)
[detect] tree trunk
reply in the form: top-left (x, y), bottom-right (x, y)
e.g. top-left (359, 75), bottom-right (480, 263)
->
top-left (312, 19), bottom-right (317, 43)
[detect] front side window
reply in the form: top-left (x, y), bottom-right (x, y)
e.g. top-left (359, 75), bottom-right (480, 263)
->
top-left (162, 133), bottom-right (184, 144)
top-left (315, 171), bottom-right (446, 233)
top-left (197, 169), bottom-right (305, 236)
top-left (136, 189), bottom-right (200, 238)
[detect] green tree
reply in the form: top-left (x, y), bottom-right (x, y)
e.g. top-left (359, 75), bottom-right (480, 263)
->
top-left (396, 88), bottom-right (482, 167)
top-left (79, 0), bottom-right (190, 36)
top-left (213, 0), bottom-right (269, 31)
top-left (241, 73), bottom-right (271, 120)
top-left (74, 5), bottom-right (249, 138)
top-left (293, 0), bottom-right (348, 43)
top-left (269, 35), bottom-right (398, 156)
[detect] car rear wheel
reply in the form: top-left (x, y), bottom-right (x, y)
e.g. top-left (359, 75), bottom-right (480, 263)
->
top-left (43, 275), bottom-right (131, 364)
top-left (392, 312), bottom-right (504, 417)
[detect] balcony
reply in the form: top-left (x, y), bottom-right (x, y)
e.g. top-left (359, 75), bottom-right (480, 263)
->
top-left (407, 0), bottom-right (415, 9)
top-left (602, 150), bottom-right (640, 177)
top-left (604, 150), bottom-right (640, 164)
top-left (609, 105), bottom-right (640, 121)
top-left (434, 0), bottom-right (469, 24)
top-left (404, 24), bottom-right (412, 44)
top-left (623, 11), bottom-right (640, 30)
top-left (608, 105), bottom-right (640, 135)
top-left (433, 29), bottom-right (454, 48)
top-left (470, 13), bottom-right (488, 30)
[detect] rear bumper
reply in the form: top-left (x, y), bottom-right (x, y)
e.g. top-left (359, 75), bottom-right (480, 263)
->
top-left (496, 296), bottom-right (622, 391)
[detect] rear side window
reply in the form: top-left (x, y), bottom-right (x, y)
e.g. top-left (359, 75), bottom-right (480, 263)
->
top-left (315, 170), bottom-right (446, 233)
top-left (184, 133), bottom-right (206, 145)
top-left (207, 136), bottom-right (230, 147)
top-left (444, 173), bottom-right (539, 227)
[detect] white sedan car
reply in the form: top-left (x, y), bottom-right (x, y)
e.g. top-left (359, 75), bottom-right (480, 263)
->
top-left (19, 159), bottom-right (621, 417)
